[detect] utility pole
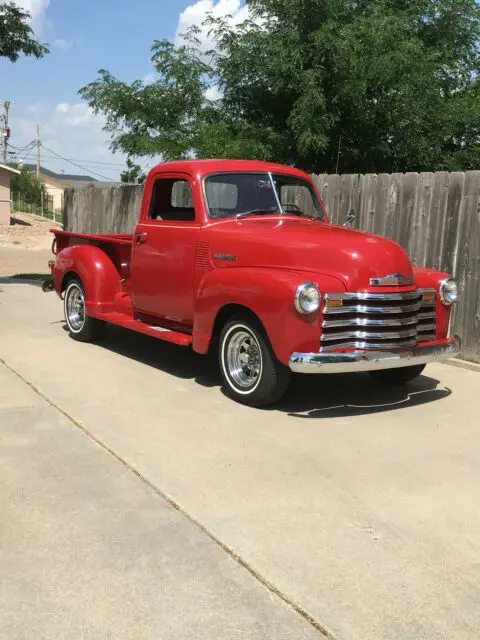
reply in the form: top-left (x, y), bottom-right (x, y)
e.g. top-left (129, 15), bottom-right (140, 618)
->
top-left (36, 124), bottom-right (41, 178)
top-left (1, 100), bottom-right (11, 164)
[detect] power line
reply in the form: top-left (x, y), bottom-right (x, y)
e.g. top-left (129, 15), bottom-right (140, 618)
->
top-left (7, 139), bottom-right (140, 168)
top-left (10, 150), bottom-right (126, 167)
top-left (7, 151), bottom-right (122, 172)
top-left (7, 140), bottom-right (36, 153)
top-left (40, 143), bottom-right (118, 181)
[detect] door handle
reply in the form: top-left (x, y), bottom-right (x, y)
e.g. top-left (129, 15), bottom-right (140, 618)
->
top-left (135, 232), bottom-right (148, 246)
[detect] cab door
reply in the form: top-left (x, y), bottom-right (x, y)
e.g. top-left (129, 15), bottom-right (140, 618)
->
top-left (131, 173), bottom-right (200, 326)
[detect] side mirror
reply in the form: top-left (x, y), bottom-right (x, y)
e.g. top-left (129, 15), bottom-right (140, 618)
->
top-left (343, 209), bottom-right (356, 228)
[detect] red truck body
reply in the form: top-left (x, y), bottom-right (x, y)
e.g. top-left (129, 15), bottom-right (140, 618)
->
top-left (48, 159), bottom-right (459, 406)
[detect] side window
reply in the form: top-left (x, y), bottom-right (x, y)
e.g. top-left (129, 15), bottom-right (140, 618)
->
top-left (149, 178), bottom-right (195, 222)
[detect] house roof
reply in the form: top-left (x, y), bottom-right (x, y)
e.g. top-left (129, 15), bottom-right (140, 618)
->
top-left (23, 164), bottom-right (99, 185)
top-left (0, 163), bottom-right (21, 175)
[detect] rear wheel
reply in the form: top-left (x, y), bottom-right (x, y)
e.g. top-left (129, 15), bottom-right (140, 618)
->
top-left (219, 314), bottom-right (291, 407)
top-left (64, 278), bottom-right (104, 342)
top-left (369, 364), bottom-right (426, 386)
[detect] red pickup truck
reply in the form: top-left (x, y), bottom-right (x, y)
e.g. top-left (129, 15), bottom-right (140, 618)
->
top-left (47, 159), bottom-right (459, 406)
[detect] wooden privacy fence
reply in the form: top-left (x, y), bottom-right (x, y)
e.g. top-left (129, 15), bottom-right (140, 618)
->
top-left (63, 171), bottom-right (480, 364)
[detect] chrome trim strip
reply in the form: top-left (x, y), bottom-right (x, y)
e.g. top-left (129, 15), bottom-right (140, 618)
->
top-left (323, 303), bottom-right (422, 316)
top-left (416, 323), bottom-right (437, 332)
top-left (320, 338), bottom-right (418, 351)
top-left (321, 328), bottom-right (418, 342)
top-left (418, 311), bottom-right (436, 320)
top-left (322, 316), bottom-right (418, 328)
top-left (289, 339), bottom-right (459, 374)
top-left (370, 274), bottom-right (414, 286)
top-left (417, 333), bottom-right (437, 341)
top-left (325, 291), bottom-right (421, 302)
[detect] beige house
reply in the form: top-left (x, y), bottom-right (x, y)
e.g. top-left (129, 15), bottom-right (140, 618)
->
top-left (0, 163), bottom-right (21, 225)
top-left (40, 173), bottom-right (70, 210)
top-left (23, 164), bottom-right (103, 212)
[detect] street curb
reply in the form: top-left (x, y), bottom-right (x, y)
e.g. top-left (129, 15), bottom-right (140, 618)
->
top-left (447, 358), bottom-right (480, 373)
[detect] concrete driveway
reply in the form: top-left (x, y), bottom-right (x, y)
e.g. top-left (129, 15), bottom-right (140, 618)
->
top-left (1, 281), bottom-right (480, 640)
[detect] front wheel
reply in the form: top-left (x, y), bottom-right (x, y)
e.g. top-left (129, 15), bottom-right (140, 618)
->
top-left (64, 278), bottom-right (104, 342)
top-left (369, 364), bottom-right (426, 386)
top-left (219, 315), bottom-right (291, 407)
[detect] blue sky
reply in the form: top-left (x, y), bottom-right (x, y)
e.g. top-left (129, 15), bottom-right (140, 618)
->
top-left (1, 1), bottom-right (247, 180)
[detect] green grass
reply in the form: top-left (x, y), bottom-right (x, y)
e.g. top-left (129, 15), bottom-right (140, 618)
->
top-left (10, 273), bottom-right (51, 280)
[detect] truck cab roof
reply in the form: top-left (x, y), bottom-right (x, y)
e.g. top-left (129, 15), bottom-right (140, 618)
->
top-left (149, 159), bottom-right (310, 180)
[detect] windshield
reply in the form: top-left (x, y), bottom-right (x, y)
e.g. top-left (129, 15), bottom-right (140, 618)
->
top-left (204, 172), bottom-right (325, 221)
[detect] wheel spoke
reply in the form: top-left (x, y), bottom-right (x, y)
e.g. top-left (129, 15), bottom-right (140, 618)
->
top-left (66, 284), bottom-right (86, 332)
top-left (225, 328), bottom-right (263, 390)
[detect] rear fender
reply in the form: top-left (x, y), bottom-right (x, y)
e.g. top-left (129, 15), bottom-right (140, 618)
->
top-left (193, 268), bottom-right (345, 365)
top-left (54, 244), bottom-right (121, 316)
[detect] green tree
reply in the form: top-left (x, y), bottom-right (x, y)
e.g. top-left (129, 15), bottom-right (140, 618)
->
top-left (120, 158), bottom-right (147, 184)
top-left (9, 162), bottom-right (47, 206)
top-left (0, 2), bottom-right (49, 62)
top-left (79, 0), bottom-right (480, 173)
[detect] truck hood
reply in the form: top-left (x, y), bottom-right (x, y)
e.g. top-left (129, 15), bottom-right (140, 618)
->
top-left (207, 217), bottom-right (414, 290)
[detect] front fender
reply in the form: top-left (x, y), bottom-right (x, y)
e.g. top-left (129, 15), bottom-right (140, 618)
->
top-left (414, 266), bottom-right (453, 338)
top-left (193, 267), bottom-right (345, 365)
top-left (54, 244), bottom-right (121, 315)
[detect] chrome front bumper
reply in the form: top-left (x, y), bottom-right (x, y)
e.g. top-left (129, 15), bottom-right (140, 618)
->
top-left (289, 339), bottom-right (460, 374)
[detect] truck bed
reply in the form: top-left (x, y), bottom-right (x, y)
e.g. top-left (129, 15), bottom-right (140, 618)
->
top-left (52, 229), bottom-right (133, 249)
top-left (51, 229), bottom-right (133, 279)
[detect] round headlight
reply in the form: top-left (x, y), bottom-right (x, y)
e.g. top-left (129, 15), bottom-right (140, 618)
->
top-left (295, 283), bottom-right (321, 314)
top-left (440, 277), bottom-right (458, 305)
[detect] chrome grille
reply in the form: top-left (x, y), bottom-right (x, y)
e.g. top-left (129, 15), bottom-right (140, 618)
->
top-left (321, 290), bottom-right (437, 350)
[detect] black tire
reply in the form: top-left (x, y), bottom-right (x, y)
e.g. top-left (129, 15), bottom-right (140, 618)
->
top-left (63, 277), bottom-right (104, 343)
top-left (369, 364), bottom-right (426, 386)
top-left (219, 314), bottom-right (291, 407)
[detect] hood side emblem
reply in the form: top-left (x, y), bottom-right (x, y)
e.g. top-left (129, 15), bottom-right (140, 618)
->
top-left (214, 254), bottom-right (237, 262)
top-left (370, 274), bottom-right (414, 287)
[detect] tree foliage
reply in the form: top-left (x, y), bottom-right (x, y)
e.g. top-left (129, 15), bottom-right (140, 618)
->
top-left (9, 163), bottom-right (47, 204)
top-left (79, 0), bottom-right (480, 173)
top-left (120, 158), bottom-right (146, 184)
top-left (0, 2), bottom-right (49, 62)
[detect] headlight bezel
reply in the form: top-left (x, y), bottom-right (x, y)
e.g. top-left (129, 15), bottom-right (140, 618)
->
top-left (295, 282), bottom-right (321, 314)
top-left (439, 277), bottom-right (458, 306)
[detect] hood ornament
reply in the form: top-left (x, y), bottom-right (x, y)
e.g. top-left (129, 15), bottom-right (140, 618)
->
top-left (370, 274), bottom-right (414, 287)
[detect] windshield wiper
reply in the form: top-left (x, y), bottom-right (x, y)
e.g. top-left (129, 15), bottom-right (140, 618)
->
top-left (236, 209), bottom-right (280, 220)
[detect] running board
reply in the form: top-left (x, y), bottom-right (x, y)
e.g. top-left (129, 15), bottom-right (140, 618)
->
top-left (95, 311), bottom-right (192, 347)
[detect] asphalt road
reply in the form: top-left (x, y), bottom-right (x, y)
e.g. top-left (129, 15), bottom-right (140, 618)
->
top-left (1, 281), bottom-right (480, 640)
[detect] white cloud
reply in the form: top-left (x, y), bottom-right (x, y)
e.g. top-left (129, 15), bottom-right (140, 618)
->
top-left (14, 0), bottom-right (50, 30)
top-left (142, 73), bottom-right (155, 85)
top-left (175, 0), bottom-right (250, 52)
top-left (54, 102), bottom-right (95, 127)
top-left (204, 85), bottom-right (223, 101)
top-left (53, 38), bottom-right (73, 51)
top-left (9, 102), bottom-right (128, 181)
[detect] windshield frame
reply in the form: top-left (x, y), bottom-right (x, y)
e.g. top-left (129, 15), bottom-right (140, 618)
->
top-left (202, 171), bottom-right (326, 222)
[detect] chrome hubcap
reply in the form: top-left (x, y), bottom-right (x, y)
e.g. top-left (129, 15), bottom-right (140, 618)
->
top-left (66, 284), bottom-right (85, 332)
top-left (226, 329), bottom-right (262, 390)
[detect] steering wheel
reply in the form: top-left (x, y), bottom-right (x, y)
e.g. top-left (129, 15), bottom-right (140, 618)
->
top-left (282, 202), bottom-right (303, 214)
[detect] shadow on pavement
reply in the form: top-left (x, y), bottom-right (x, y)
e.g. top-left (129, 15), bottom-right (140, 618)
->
top-left (0, 275), bottom-right (50, 286)
top-left (68, 322), bottom-right (451, 418)
top-left (9, 216), bottom-right (32, 226)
